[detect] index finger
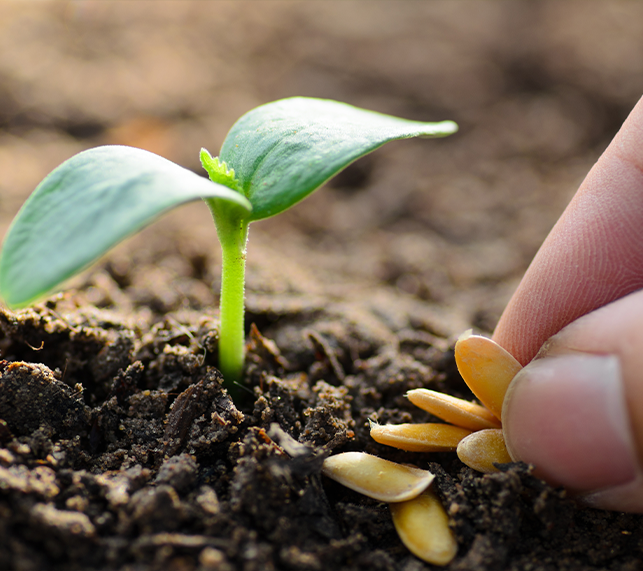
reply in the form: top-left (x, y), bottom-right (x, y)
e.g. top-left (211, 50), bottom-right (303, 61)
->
top-left (493, 96), bottom-right (643, 365)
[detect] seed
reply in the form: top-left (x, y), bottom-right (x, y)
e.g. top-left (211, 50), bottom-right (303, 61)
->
top-left (406, 388), bottom-right (501, 431)
top-left (370, 422), bottom-right (472, 452)
top-left (321, 452), bottom-right (434, 502)
top-left (456, 428), bottom-right (512, 473)
top-left (454, 330), bottom-right (522, 420)
top-left (390, 488), bottom-right (457, 566)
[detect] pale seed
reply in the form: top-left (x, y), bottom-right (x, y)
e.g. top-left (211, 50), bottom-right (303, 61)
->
top-left (407, 388), bottom-right (501, 431)
top-left (454, 330), bottom-right (522, 420)
top-left (321, 452), bottom-right (434, 502)
top-left (370, 421), bottom-right (472, 452)
top-left (456, 428), bottom-right (512, 473)
top-left (390, 488), bottom-right (457, 566)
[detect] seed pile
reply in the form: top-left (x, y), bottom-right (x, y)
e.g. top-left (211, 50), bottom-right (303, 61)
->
top-left (322, 331), bottom-right (523, 564)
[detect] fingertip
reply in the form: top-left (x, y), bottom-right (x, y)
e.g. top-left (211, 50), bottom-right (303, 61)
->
top-left (503, 354), bottom-right (639, 500)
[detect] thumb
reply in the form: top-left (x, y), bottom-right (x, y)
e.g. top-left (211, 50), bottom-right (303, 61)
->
top-left (502, 289), bottom-right (643, 512)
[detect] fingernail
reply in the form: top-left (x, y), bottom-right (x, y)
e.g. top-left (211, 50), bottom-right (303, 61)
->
top-left (502, 354), bottom-right (638, 493)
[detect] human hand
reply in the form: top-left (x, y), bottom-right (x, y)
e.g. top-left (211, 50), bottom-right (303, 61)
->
top-left (493, 95), bottom-right (643, 512)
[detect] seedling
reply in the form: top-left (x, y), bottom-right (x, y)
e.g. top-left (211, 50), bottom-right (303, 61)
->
top-left (0, 97), bottom-right (457, 386)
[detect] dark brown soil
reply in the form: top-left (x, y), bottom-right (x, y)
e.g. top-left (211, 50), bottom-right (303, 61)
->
top-left (2, 2), bottom-right (643, 570)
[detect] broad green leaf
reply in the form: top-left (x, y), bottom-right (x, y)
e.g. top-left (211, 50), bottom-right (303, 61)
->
top-left (0, 145), bottom-right (251, 307)
top-left (219, 97), bottom-right (457, 222)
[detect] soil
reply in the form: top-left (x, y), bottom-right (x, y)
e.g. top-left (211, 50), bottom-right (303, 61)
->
top-left (1, 2), bottom-right (643, 570)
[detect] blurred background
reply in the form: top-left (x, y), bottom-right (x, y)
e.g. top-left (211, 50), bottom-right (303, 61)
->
top-left (1, 1), bottom-right (643, 335)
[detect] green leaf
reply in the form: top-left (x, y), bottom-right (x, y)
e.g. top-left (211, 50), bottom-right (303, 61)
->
top-left (0, 145), bottom-right (252, 307)
top-left (199, 148), bottom-right (241, 192)
top-left (219, 97), bottom-right (457, 222)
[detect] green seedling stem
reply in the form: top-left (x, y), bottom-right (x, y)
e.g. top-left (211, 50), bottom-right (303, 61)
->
top-left (206, 200), bottom-right (249, 382)
top-left (0, 97), bottom-right (457, 391)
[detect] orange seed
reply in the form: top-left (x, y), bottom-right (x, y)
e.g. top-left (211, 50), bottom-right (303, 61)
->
top-left (407, 388), bottom-right (501, 431)
top-left (456, 428), bottom-right (512, 473)
top-left (370, 422), bottom-right (472, 452)
top-left (321, 451), bottom-right (434, 502)
top-left (454, 330), bottom-right (522, 420)
top-left (390, 488), bottom-right (458, 566)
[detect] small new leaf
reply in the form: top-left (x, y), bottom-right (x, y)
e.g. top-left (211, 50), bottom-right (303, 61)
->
top-left (200, 148), bottom-right (241, 193)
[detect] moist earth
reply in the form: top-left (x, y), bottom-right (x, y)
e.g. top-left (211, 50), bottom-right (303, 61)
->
top-left (0, 287), bottom-right (641, 571)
